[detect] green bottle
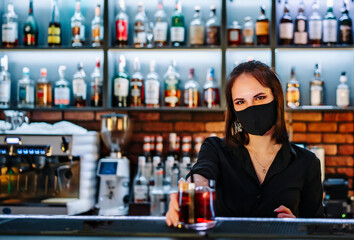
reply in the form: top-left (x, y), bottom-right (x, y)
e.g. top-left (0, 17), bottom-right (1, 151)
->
top-left (23, 0), bottom-right (38, 46)
top-left (170, 0), bottom-right (185, 47)
top-left (113, 55), bottom-right (130, 107)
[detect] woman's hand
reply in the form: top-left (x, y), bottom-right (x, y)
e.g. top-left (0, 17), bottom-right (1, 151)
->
top-left (274, 205), bottom-right (296, 218)
top-left (165, 192), bottom-right (179, 227)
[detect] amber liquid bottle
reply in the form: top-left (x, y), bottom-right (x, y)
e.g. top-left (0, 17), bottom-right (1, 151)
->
top-left (255, 6), bottom-right (269, 45)
top-left (279, 0), bottom-right (293, 45)
top-left (36, 68), bottom-right (52, 108)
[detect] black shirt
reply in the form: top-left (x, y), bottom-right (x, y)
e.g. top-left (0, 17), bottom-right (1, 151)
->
top-left (190, 137), bottom-right (324, 218)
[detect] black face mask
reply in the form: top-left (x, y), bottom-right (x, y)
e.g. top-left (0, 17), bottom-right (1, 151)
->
top-left (234, 100), bottom-right (277, 136)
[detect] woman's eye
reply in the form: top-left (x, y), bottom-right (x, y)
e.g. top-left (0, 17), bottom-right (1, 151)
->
top-left (235, 100), bottom-right (244, 105)
top-left (255, 96), bottom-right (266, 101)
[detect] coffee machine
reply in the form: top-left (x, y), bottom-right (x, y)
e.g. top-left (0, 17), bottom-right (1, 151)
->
top-left (97, 114), bottom-right (132, 215)
top-left (0, 115), bottom-right (99, 215)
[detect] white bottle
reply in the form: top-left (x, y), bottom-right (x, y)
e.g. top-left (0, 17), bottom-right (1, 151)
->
top-left (133, 156), bottom-right (149, 203)
top-left (336, 72), bottom-right (350, 107)
top-left (145, 59), bottom-right (160, 107)
top-left (0, 56), bottom-right (11, 108)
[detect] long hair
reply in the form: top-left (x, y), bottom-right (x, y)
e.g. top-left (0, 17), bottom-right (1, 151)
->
top-left (224, 61), bottom-right (288, 147)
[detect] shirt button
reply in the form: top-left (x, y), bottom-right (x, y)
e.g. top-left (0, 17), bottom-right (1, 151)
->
top-left (257, 195), bottom-right (261, 199)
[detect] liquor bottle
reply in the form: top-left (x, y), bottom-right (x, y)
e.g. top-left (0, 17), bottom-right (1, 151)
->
top-left (193, 136), bottom-right (203, 163)
top-left (36, 68), bottom-right (52, 108)
top-left (143, 136), bottom-right (152, 161)
top-left (183, 68), bottom-right (200, 108)
top-left (48, 0), bottom-right (61, 46)
top-left (54, 66), bottom-right (70, 108)
top-left (0, 56), bottom-right (11, 108)
top-left (154, 0), bottom-right (168, 47)
top-left (145, 60), bottom-right (160, 107)
top-left (71, 0), bottom-right (85, 47)
top-left (279, 0), bottom-right (293, 45)
top-left (243, 17), bottom-right (254, 46)
top-left (72, 63), bottom-right (87, 107)
top-left (155, 136), bottom-right (163, 157)
top-left (170, 161), bottom-right (180, 193)
top-left (309, 0), bottom-right (322, 46)
top-left (339, 2), bottom-right (352, 45)
top-left (150, 160), bottom-right (166, 216)
top-left (203, 68), bottom-right (220, 108)
top-left (206, 5), bottom-right (220, 46)
top-left (170, 0), bottom-right (185, 47)
top-left (134, 2), bottom-right (148, 48)
top-left (130, 57), bottom-right (144, 107)
top-left (163, 61), bottom-right (181, 107)
top-left (255, 6), bottom-right (269, 45)
top-left (228, 21), bottom-right (242, 46)
top-left (91, 4), bottom-right (103, 47)
top-left (116, 0), bottom-right (129, 46)
top-left (323, 0), bottom-right (337, 46)
top-left (294, 1), bottom-right (308, 45)
top-left (336, 72), bottom-right (350, 107)
top-left (23, 0), bottom-right (38, 46)
top-left (180, 156), bottom-right (191, 179)
top-left (286, 67), bottom-right (300, 108)
top-left (113, 55), bottom-right (129, 107)
top-left (189, 6), bottom-right (204, 47)
top-left (310, 64), bottom-right (324, 106)
top-left (2, 3), bottom-right (18, 47)
top-left (181, 136), bottom-right (192, 158)
top-left (90, 58), bottom-right (103, 107)
top-left (133, 156), bottom-right (149, 203)
top-left (17, 67), bottom-right (34, 108)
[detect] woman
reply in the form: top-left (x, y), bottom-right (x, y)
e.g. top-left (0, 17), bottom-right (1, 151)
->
top-left (166, 61), bottom-right (324, 227)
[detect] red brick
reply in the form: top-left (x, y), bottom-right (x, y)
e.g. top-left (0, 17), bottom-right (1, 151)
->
top-left (308, 144), bottom-right (337, 156)
top-left (325, 167), bottom-right (336, 174)
top-left (75, 121), bottom-right (101, 131)
top-left (192, 112), bottom-right (226, 121)
top-left (132, 122), bottom-right (142, 132)
top-left (292, 133), bottom-right (322, 143)
top-left (161, 112), bottom-right (192, 121)
top-left (324, 112), bottom-right (354, 122)
top-left (308, 122), bottom-right (337, 132)
top-left (205, 121), bottom-right (225, 132)
top-left (338, 145), bottom-right (354, 155)
top-left (130, 112), bottom-right (160, 121)
top-left (292, 122), bottom-right (307, 132)
top-left (64, 111), bottom-right (95, 121)
top-left (323, 134), bottom-right (354, 144)
top-left (339, 123), bottom-right (354, 133)
top-left (31, 111), bottom-right (62, 121)
top-left (95, 111), bottom-right (115, 120)
top-left (326, 156), bottom-right (354, 167)
top-left (175, 122), bottom-right (205, 132)
top-left (142, 122), bottom-right (173, 132)
top-left (337, 167), bottom-right (354, 177)
top-left (292, 112), bottom-right (322, 121)
top-left (349, 179), bottom-right (353, 189)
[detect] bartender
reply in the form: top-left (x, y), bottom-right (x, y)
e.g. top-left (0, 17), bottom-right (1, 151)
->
top-left (166, 61), bottom-right (324, 227)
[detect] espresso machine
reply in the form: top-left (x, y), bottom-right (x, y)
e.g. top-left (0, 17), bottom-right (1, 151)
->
top-left (0, 111), bottom-right (99, 215)
top-left (97, 114), bottom-right (132, 215)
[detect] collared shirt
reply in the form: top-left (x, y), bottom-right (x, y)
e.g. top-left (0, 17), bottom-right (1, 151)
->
top-left (190, 137), bottom-right (324, 218)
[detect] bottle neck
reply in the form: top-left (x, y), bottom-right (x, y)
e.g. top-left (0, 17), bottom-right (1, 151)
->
top-left (29, 1), bottom-right (33, 15)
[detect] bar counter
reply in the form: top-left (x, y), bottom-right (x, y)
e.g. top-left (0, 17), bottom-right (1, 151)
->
top-left (1, 215), bottom-right (354, 239)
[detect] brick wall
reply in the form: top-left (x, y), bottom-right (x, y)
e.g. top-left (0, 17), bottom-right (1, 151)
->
top-left (3, 110), bottom-right (353, 194)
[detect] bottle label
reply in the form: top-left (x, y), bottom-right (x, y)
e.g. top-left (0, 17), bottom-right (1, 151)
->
top-left (171, 26), bottom-right (185, 42)
top-left (154, 22), bottom-right (168, 42)
top-left (243, 28), bottom-right (254, 43)
top-left (134, 185), bottom-right (148, 202)
top-left (336, 88), bottom-right (349, 107)
top-left (294, 32), bottom-right (308, 44)
top-left (72, 24), bottom-right (85, 43)
top-left (2, 22), bottom-right (18, 43)
top-left (134, 31), bottom-right (147, 44)
top-left (189, 25), bottom-right (204, 45)
top-left (54, 87), bottom-right (70, 105)
top-left (309, 20), bottom-right (322, 40)
top-left (92, 25), bottom-right (103, 42)
top-left (145, 79), bottom-right (160, 105)
top-left (18, 85), bottom-right (34, 104)
top-left (340, 25), bottom-right (352, 43)
top-left (114, 77), bottom-right (129, 97)
top-left (297, 19), bottom-right (306, 32)
top-left (184, 88), bottom-right (198, 107)
top-left (255, 22), bottom-right (269, 35)
top-left (323, 19), bottom-right (337, 43)
top-left (205, 88), bottom-right (216, 105)
top-left (279, 23), bottom-right (294, 39)
top-left (116, 19), bottom-right (128, 41)
top-left (206, 26), bottom-right (220, 45)
top-left (37, 88), bottom-right (44, 100)
top-left (48, 25), bottom-right (61, 44)
top-left (130, 81), bottom-right (142, 97)
top-left (229, 29), bottom-right (240, 41)
top-left (0, 81), bottom-right (10, 103)
top-left (310, 88), bottom-right (322, 105)
top-left (286, 88), bottom-right (300, 104)
top-left (73, 79), bottom-right (87, 98)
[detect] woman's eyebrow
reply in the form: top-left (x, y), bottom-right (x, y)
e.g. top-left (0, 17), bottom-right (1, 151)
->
top-left (233, 97), bottom-right (244, 102)
top-left (253, 92), bottom-right (266, 98)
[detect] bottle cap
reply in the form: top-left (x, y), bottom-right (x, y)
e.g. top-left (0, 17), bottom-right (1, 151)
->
top-left (244, 16), bottom-right (251, 21)
top-left (23, 67), bottom-right (30, 75)
top-left (340, 72), bottom-right (347, 83)
top-left (40, 68), bottom-right (47, 76)
top-left (194, 5), bottom-right (201, 11)
top-left (138, 156), bottom-right (146, 165)
top-left (153, 156), bottom-right (161, 167)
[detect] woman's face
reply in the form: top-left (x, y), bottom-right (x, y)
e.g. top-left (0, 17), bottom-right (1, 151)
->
top-left (231, 73), bottom-right (274, 112)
